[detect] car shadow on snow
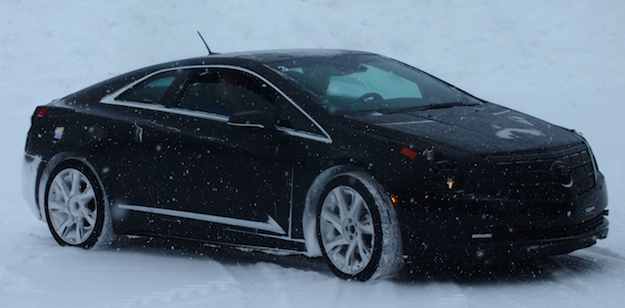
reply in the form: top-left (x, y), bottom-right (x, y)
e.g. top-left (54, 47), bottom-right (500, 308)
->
top-left (396, 253), bottom-right (608, 285)
top-left (107, 235), bottom-right (610, 285)
top-left (110, 235), bottom-right (332, 274)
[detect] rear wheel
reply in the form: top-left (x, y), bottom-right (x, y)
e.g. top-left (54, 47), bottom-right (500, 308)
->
top-left (44, 161), bottom-right (113, 248)
top-left (317, 172), bottom-right (402, 281)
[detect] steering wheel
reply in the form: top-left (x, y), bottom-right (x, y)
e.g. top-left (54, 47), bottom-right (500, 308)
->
top-left (358, 92), bottom-right (384, 104)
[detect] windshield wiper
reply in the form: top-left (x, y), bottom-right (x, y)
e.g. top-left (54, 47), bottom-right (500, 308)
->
top-left (388, 101), bottom-right (478, 114)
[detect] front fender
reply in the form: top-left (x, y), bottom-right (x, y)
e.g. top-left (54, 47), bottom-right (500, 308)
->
top-left (302, 165), bottom-right (357, 257)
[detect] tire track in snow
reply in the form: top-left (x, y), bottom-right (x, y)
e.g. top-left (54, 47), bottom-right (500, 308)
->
top-left (91, 278), bottom-right (246, 308)
top-left (542, 250), bottom-right (625, 307)
top-left (553, 249), bottom-right (625, 281)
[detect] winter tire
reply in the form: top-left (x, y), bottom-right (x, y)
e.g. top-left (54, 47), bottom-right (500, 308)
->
top-left (317, 171), bottom-right (403, 281)
top-left (44, 161), bottom-right (113, 248)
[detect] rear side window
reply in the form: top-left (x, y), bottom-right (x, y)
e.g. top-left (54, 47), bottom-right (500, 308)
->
top-left (116, 72), bottom-right (178, 105)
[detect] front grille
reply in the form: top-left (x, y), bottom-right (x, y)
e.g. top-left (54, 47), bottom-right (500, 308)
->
top-left (486, 143), bottom-right (596, 199)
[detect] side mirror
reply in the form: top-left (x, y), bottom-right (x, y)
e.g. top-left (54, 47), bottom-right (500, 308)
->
top-left (227, 110), bottom-right (276, 133)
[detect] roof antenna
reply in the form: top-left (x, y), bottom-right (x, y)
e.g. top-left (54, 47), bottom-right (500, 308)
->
top-left (197, 31), bottom-right (216, 55)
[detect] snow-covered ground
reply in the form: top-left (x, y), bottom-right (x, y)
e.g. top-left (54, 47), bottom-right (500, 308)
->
top-left (1, 0), bottom-right (624, 307)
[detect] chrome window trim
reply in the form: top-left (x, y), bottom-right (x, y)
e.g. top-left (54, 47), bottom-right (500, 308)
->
top-left (100, 100), bottom-right (230, 123)
top-left (100, 65), bottom-right (332, 144)
top-left (276, 126), bottom-right (333, 144)
top-left (227, 122), bottom-right (265, 129)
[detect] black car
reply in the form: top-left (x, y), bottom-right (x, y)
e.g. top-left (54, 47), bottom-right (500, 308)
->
top-left (22, 49), bottom-right (609, 281)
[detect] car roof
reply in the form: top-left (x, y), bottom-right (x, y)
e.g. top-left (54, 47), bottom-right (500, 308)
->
top-left (188, 48), bottom-right (377, 64)
top-left (65, 49), bottom-right (380, 104)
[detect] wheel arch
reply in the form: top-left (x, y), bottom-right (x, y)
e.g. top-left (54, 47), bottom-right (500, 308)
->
top-left (37, 152), bottom-right (110, 222)
top-left (302, 164), bottom-right (399, 257)
top-left (303, 165), bottom-right (354, 256)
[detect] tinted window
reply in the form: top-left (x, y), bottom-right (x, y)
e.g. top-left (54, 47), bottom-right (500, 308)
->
top-left (177, 69), bottom-right (273, 116)
top-left (117, 71), bottom-right (179, 105)
top-left (176, 68), bottom-right (322, 135)
top-left (274, 95), bottom-right (322, 135)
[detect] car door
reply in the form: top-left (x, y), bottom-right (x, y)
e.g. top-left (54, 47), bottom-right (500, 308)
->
top-left (103, 65), bottom-right (332, 243)
top-left (136, 67), bottom-right (296, 237)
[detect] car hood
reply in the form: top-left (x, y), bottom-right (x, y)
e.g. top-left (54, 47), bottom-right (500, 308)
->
top-left (345, 103), bottom-right (583, 155)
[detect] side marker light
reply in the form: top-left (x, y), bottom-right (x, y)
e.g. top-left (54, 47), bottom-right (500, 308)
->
top-left (400, 147), bottom-right (417, 160)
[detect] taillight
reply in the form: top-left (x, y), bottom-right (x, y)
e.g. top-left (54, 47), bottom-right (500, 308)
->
top-left (36, 107), bottom-right (48, 117)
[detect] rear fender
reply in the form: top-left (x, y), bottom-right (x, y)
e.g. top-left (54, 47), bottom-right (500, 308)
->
top-left (36, 153), bottom-right (108, 223)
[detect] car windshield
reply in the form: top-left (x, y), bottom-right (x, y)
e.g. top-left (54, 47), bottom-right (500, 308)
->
top-left (268, 54), bottom-right (482, 113)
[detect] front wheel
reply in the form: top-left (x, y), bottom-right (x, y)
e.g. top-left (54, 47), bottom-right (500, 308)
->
top-left (317, 172), bottom-right (403, 281)
top-left (44, 161), bottom-right (113, 248)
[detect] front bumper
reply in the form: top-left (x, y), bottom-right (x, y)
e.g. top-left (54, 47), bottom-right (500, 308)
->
top-left (398, 173), bottom-right (610, 261)
top-left (439, 214), bottom-right (609, 261)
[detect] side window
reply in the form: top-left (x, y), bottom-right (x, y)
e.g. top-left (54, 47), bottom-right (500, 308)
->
top-left (175, 68), bottom-right (322, 135)
top-left (116, 71), bottom-right (179, 105)
top-left (274, 95), bottom-right (323, 135)
top-left (177, 69), bottom-right (273, 116)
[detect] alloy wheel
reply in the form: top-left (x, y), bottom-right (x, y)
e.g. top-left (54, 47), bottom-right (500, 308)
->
top-left (47, 168), bottom-right (98, 245)
top-left (319, 185), bottom-right (375, 275)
